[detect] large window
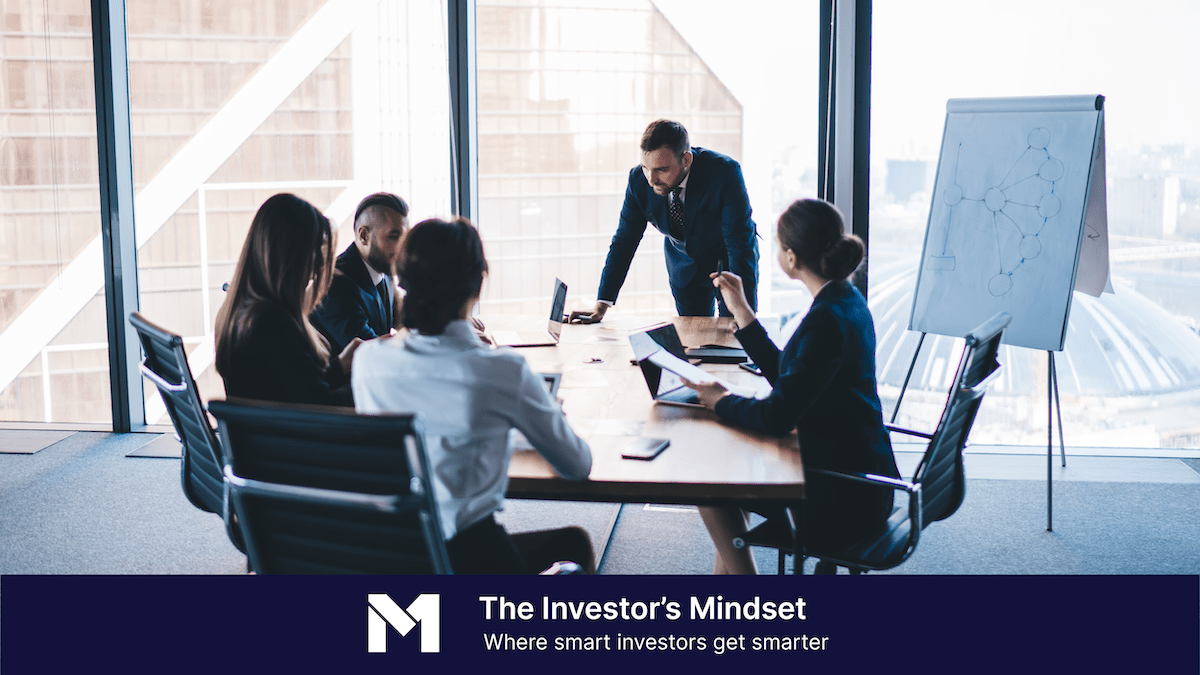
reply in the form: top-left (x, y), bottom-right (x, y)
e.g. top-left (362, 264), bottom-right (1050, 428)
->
top-left (125, 0), bottom-right (451, 424)
top-left (870, 1), bottom-right (1200, 449)
top-left (0, 0), bottom-right (109, 424)
top-left (475, 0), bottom-right (817, 316)
top-left (4, 0), bottom-right (822, 428)
top-left (2, 1), bottom-right (454, 425)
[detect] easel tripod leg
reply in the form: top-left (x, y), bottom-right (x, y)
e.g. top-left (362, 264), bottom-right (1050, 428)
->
top-left (1047, 350), bottom-right (1053, 532)
top-left (1051, 352), bottom-right (1066, 467)
top-left (891, 333), bottom-right (926, 423)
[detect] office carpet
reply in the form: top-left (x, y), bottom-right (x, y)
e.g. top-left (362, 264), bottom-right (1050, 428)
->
top-left (1, 431), bottom-right (1197, 575)
top-left (0, 430), bottom-right (75, 454)
top-left (0, 431), bottom-right (245, 575)
top-left (125, 434), bottom-right (183, 458)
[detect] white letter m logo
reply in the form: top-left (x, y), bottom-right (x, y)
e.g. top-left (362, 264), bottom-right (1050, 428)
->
top-left (367, 593), bottom-right (440, 653)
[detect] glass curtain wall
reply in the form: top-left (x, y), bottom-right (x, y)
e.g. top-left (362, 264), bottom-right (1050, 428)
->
top-left (475, 0), bottom-right (818, 317)
top-left (1, 0), bottom-right (820, 426)
top-left (126, 0), bottom-right (451, 424)
top-left (0, 0), bottom-right (109, 424)
top-left (870, 1), bottom-right (1200, 449)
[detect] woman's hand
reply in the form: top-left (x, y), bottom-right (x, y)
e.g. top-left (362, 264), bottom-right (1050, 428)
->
top-left (338, 337), bottom-right (364, 373)
top-left (469, 316), bottom-right (493, 345)
top-left (682, 377), bottom-right (730, 410)
top-left (710, 271), bottom-right (756, 329)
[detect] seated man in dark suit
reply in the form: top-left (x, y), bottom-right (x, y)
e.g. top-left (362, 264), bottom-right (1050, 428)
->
top-left (569, 119), bottom-right (759, 321)
top-left (311, 192), bottom-right (409, 355)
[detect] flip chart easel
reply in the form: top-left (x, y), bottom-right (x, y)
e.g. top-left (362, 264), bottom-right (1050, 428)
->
top-left (897, 94), bottom-right (1110, 531)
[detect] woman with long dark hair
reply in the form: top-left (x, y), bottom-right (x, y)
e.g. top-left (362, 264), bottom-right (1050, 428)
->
top-left (352, 217), bottom-right (594, 574)
top-left (686, 198), bottom-right (900, 574)
top-left (214, 193), bottom-right (360, 406)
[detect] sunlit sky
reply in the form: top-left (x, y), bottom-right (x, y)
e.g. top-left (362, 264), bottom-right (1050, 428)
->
top-left (658, 0), bottom-right (1199, 169)
top-left (655, 0), bottom-right (817, 226)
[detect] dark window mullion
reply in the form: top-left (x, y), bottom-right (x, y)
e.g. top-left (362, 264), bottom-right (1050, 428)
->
top-left (92, 0), bottom-right (144, 431)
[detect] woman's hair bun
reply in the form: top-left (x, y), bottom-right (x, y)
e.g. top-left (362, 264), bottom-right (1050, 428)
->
top-left (820, 234), bottom-right (864, 280)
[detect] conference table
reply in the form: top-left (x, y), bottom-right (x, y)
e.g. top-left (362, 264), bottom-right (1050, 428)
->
top-left (483, 314), bottom-right (806, 515)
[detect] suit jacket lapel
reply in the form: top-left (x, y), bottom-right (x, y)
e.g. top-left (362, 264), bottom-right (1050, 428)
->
top-left (340, 244), bottom-right (387, 333)
top-left (682, 148), bottom-right (705, 235)
top-left (651, 191), bottom-right (669, 236)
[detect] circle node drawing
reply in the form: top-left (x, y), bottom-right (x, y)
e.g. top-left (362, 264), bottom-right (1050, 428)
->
top-left (1039, 158), bottom-right (1065, 182)
top-left (929, 126), bottom-right (1067, 297)
top-left (984, 186), bottom-right (1007, 212)
top-left (1019, 234), bottom-right (1042, 259)
top-left (1028, 127), bottom-right (1051, 149)
top-left (944, 184), bottom-right (964, 205)
top-left (1038, 193), bottom-right (1061, 218)
top-left (988, 273), bottom-right (1013, 297)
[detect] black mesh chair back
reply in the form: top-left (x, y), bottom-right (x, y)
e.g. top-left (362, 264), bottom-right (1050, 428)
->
top-left (208, 398), bottom-right (451, 575)
top-left (912, 310), bottom-right (1009, 527)
top-left (129, 313), bottom-right (233, 525)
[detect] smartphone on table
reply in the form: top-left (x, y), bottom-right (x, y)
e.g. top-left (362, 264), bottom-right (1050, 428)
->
top-left (621, 437), bottom-right (670, 460)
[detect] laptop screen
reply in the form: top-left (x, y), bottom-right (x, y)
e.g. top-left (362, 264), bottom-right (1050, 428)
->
top-left (631, 323), bottom-right (687, 359)
top-left (629, 323), bottom-right (689, 398)
top-left (547, 278), bottom-right (567, 338)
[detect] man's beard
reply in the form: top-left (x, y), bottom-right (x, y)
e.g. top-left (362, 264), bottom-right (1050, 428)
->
top-left (366, 246), bottom-right (394, 277)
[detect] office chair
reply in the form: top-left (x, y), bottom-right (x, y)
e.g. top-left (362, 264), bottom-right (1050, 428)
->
top-left (209, 397), bottom-right (452, 574)
top-left (130, 311), bottom-right (244, 553)
top-left (734, 312), bottom-right (1011, 574)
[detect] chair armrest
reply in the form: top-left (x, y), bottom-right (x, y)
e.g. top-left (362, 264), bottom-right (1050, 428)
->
top-left (223, 465), bottom-right (403, 513)
top-left (140, 361), bottom-right (188, 392)
top-left (885, 424), bottom-right (933, 440)
top-left (807, 467), bottom-right (925, 558)
top-left (808, 467), bottom-right (919, 494)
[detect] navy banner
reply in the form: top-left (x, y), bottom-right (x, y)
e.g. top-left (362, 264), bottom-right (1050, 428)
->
top-left (2, 574), bottom-right (1196, 671)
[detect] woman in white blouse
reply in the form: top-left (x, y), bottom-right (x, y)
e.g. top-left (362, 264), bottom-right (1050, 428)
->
top-left (352, 217), bottom-right (594, 574)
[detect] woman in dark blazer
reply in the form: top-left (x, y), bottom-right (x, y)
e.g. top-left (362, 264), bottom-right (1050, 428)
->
top-left (686, 198), bottom-right (900, 574)
top-left (214, 193), bottom-right (361, 407)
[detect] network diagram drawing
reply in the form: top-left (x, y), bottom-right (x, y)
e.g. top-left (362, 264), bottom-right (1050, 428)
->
top-left (927, 127), bottom-right (1065, 296)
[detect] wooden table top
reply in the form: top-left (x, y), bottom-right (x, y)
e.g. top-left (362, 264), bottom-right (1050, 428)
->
top-left (483, 314), bottom-right (804, 506)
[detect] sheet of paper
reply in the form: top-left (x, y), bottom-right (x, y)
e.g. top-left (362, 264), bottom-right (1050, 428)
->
top-left (1074, 114), bottom-right (1111, 297)
top-left (648, 349), bottom-right (717, 383)
top-left (647, 349), bottom-right (756, 398)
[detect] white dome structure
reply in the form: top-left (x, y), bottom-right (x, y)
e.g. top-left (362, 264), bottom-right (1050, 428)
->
top-left (865, 258), bottom-right (1200, 448)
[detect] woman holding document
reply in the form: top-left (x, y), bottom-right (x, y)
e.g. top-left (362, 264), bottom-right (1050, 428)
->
top-left (684, 198), bottom-right (900, 575)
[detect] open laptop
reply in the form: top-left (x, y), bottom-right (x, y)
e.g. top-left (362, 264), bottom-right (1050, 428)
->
top-left (629, 323), bottom-right (704, 407)
top-left (490, 278), bottom-right (568, 348)
top-left (630, 323), bottom-right (756, 407)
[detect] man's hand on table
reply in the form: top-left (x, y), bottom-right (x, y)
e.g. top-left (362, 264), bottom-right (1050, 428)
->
top-left (568, 301), bottom-right (609, 324)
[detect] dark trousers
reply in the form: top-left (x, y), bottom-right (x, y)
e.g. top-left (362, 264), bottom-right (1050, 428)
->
top-left (671, 269), bottom-right (733, 318)
top-left (447, 515), bottom-right (595, 574)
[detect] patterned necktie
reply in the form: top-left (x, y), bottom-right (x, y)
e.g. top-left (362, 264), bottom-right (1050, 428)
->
top-left (668, 187), bottom-right (684, 240)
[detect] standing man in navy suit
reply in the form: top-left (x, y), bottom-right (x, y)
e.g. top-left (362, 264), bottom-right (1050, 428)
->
top-left (311, 192), bottom-right (408, 355)
top-left (569, 119), bottom-right (758, 321)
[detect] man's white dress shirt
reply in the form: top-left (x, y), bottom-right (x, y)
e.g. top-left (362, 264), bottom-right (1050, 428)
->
top-left (352, 320), bottom-right (592, 540)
